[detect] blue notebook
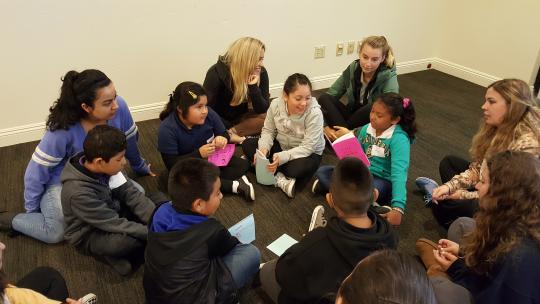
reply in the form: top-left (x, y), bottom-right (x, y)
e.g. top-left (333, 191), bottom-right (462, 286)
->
top-left (255, 149), bottom-right (276, 185)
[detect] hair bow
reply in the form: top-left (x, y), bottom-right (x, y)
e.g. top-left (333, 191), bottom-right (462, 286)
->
top-left (402, 98), bottom-right (410, 108)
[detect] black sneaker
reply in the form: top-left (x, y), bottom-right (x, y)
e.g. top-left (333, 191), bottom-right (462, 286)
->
top-left (311, 179), bottom-right (324, 195)
top-left (237, 175), bottom-right (255, 201)
top-left (0, 212), bottom-right (16, 231)
top-left (103, 256), bottom-right (132, 276)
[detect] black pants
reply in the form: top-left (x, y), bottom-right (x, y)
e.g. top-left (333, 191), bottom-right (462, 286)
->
top-left (242, 138), bottom-right (322, 191)
top-left (220, 155), bottom-right (251, 193)
top-left (16, 267), bottom-right (69, 301)
top-left (432, 155), bottom-right (479, 229)
top-left (79, 229), bottom-right (145, 259)
top-left (159, 154), bottom-right (250, 194)
top-left (318, 93), bottom-right (372, 129)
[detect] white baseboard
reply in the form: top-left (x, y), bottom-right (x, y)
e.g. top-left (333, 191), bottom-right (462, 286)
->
top-left (0, 122), bottom-right (46, 147)
top-left (431, 58), bottom-right (501, 87)
top-left (129, 101), bottom-right (167, 123)
top-left (0, 57), bottom-right (501, 147)
top-left (397, 58), bottom-right (433, 74)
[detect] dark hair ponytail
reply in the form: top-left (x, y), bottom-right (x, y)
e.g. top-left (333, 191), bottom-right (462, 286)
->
top-left (376, 92), bottom-right (417, 141)
top-left (283, 73), bottom-right (312, 95)
top-left (46, 69), bottom-right (111, 131)
top-left (159, 82), bottom-right (206, 121)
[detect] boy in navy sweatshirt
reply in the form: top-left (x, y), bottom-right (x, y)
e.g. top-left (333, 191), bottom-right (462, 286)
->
top-left (260, 157), bottom-right (398, 303)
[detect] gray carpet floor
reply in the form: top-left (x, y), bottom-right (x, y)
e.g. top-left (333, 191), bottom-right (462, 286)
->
top-left (0, 69), bottom-right (485, 303)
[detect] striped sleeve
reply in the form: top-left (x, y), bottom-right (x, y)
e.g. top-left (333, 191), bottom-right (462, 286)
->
top-left (114, 96), bottom-right (150, 175)
top-left (23, 130), bottom-right (70, 212)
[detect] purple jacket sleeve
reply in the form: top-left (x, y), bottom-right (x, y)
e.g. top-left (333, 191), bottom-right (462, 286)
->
top-left (23, 130), bottom-right (70, 212)
top-left (113, 96), bottom-right (150, 176)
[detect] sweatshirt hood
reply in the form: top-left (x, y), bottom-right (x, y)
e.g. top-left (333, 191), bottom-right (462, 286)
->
top-left (326, 209), bottom-right (398, 265)
top-left (60, 152), bottom-right (104, 185)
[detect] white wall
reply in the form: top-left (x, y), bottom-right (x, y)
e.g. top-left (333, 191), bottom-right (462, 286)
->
top-left (435, 0), bottom-right (540, 85)
top-left (2, 0), bottom-right (539, 147)
top-left (0, 0), bottom-right (440, 145)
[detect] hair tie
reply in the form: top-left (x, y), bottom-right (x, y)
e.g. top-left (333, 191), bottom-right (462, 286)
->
top-left (402, 98), bottom-right (410, 108)
top-left (188, 90), bottom-right (197, 99)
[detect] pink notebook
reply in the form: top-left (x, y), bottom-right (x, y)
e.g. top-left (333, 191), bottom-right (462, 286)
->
top-left (329, 132), bottom-right (370, 167)
top-left (208, 144), bottom-right (235, 167)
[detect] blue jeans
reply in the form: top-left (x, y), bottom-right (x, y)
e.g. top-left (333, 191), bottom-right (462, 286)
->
top-left (13, 184), bottom-right (65, 244)
top-left (315, 165), bottom-right (392, 205)
top-left (222, 243), bottom-right (261, 289)
top-left (12, 179), bottom-right (146, 244)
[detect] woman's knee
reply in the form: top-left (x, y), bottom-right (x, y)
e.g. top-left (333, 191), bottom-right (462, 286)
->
top-left (448, 217), bottom-right (476, 244)
top-left (42, 226), bottom-right (65, 244)
top-left (317, 93), bottom-right (336, 107)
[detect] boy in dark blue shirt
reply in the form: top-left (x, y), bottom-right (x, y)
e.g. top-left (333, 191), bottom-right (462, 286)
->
top-left (144, 158), bottom-right (261, 303)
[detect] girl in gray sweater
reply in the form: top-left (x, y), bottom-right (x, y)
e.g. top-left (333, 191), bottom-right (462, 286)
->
top-left (242, 73), bottom-right (325, 198)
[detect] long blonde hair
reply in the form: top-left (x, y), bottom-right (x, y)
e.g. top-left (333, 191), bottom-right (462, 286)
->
top-left (470, 79), bottom-right (540, 162)
top-left (359, 36), bottom-right (395, 68)
top-left (222, 37), bottom-right (265, 106)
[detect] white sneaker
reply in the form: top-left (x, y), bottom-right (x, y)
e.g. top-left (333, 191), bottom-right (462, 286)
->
top-left (275, 172), bottom-right (296, 198)
top-left (309, 205), bottom-right (327, 231)
top-left (80, 293), bottom-right (98, 304)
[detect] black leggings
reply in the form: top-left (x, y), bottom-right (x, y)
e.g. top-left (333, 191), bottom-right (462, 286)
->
top-left (219, 155), bottom-right (251, 193)
top-left (15, 267), bottom-right (69, 301)
top-left (318, 93), bottom-right (372, 129)
top-left (431, 155), bottom-right (479, 229)
top-left (241, 138), bottom-right (322, 191)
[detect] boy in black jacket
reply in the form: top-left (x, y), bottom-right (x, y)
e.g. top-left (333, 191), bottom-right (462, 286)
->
top-left (143, 158), bottom-right (261, 304)
top-left (61, 125), bottom-right (156, 276)
top-left (260, 157), bottom-right (398, 303)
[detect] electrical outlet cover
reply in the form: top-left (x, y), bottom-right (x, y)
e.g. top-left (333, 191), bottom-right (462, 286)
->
top-left (336, 43), bottom-right (344, 56)
top-left (314, 46), bottom-right (325, 59)
top-left (347, 41), bottom-right (355, 54)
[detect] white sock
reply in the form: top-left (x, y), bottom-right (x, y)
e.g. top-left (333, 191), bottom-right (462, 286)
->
top-left (232, 180), bottom-right (239, 193)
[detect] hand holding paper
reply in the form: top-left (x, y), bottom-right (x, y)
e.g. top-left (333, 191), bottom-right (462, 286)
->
top-left (329, 132), bottom-right (370, 167)
top-left (255, 149), bottom-right (276, 185)
top-left (208, 144), bottom-right (235, 167)
top-left (267, 154), bottom-right (279, 173)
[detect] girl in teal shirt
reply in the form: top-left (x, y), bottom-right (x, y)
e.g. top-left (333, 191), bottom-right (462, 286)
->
top-left (314, 93), bottom-right (417, 226)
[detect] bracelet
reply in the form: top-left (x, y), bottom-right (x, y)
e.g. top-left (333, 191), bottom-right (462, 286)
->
top-left (391, 207), bottom-right (404, 215)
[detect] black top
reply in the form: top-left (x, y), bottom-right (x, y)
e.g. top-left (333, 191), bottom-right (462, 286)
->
top-left (275, 210), bottom-right (398, 303)
top-left (143, 206), bottom-right (239, 304)
top-left (203, 57), bottom-right (270, 128)
top-left (448, 238), bottom-right (540, 304)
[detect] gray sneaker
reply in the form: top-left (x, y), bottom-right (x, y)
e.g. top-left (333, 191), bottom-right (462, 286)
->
top-left (80, 293), bottom-right (98, 304)
top-left (309, 205), bottom-right (327, 231)
top-left (275, 172), bottom-right (296, 198)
